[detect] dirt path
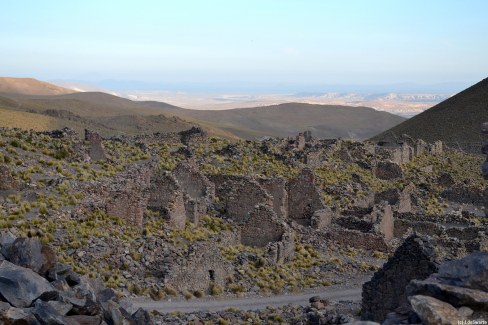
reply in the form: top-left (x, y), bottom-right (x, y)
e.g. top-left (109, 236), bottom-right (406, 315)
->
top-left (124, 286), bottom-right (362, 314)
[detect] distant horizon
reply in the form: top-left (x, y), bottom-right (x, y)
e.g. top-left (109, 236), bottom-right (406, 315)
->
top-left (47, 77), bottom-right (476, 94)
top-left (2, 0), bottom-right (487, 93)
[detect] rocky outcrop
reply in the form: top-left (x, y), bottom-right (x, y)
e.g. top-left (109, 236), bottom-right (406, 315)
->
top-left (0, 234), bottom-right (152, 324)
top-left (361, 234), bottom-right (439, 322)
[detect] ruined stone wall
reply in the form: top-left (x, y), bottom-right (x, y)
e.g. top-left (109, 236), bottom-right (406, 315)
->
top-left (173, 161), bottom-right (215, 225)
top-left (287, 168), bottom-right (325, 225)
top-left (148, 172), bottom-right (186, 229)
top-left (210, 175), bottom-right (273, 224)
top-left (265, 229), bottom-right (295, 265)
top-left (106, 191), bottom-right (148, 227)
top-left (164, 242), bottom-right (233, 293)
top-left (84, 129), bottom-right (106, 161)
top-left (258, 177), bottom-right (288, 219)
top-left (240, 205), bottom-right (285, 247)
top-left (173, 161), bottom-right (215, 199)
top-left (325, 228), bottom-right (389, 252)
top-left (370, 203), bottom-right (394, 242)
top-left (441, 185), bottom-right (487, 206)
top-left (361, 235), bottom-right (439, 322)
top-left (179, 127), bottom-right (208, 146)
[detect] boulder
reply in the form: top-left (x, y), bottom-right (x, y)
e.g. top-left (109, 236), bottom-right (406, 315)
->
top-left (438, 251), bottom-right (488, 291)
top-left (407, 279), bottom-right (488, 310)
top-left (0, 306), bottom-right (40, 324)
top-left (33, 300), bottom-right (73, 325)
top-left (131, 308), bottom-right (154, 325)
top-left (65, 315), bottom-right (103, 325)
top-left (0, 260), bottom-right (56, 308)
top-left (4, 238), bottom-right (56, 274)
top-left (409, 295), bottom-right (460, 325)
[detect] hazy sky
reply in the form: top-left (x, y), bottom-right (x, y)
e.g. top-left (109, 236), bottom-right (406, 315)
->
top-left (1, 0), bottom-right (487, 92)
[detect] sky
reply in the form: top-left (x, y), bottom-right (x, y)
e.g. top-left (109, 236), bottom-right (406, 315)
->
top-left (1, 0), bottom-right (487, 92)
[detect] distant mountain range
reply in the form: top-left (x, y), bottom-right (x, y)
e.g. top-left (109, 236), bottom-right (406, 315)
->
top-left (0, 77), bottom-right (406, 140)
top-left (373, 77), bottom-right (488, 148)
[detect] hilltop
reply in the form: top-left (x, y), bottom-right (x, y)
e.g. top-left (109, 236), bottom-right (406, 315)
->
top-left (373, 77), bottom-right (488, 148)
top-left (0, 77), bottom-right (76, 96)
top-left (141, 102), bottom-right (406, 140)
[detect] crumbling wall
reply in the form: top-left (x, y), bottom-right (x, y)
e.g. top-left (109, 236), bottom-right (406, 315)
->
top-left (258, 177), bottom-right (288, 219)
top-left (179, 127), bottom-right (208, 146)
top-left (240, 205), bottom-right (285, 247)
top-left (81, 163), bottom-right (151, 228)
top-left (370, 203), bottom-right (394, 242)
top-left (84, 129), bottom-right (106, 161)
top-left (210, 175), bottom-right (273, 224)
top-left (148, 172), bottom-right (186, 229)
top-left (106, 191), bottom-right (148, 227)
top-left (173, 161), bottom-right (215, 225)
top-left (164, 242), bottom-right (233, 293)
top-left (265, 229), bottom-right (295, 265)
top-left (287, 168), bottom-right (326, 225)
top-left (361, 235), bottom-right (439, 322)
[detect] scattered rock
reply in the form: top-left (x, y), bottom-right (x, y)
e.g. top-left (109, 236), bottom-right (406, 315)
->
top-left (409, 295), bottom-right (460, 325)
top-left (0, 260), bottom-right (56, 308)
top-left (437, 251), bottom-right (488, 291)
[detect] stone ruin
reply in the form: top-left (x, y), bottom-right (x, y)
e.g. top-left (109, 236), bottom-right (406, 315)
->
top-left (148, 171), bottom-right (186, 229)
top-left (287, 168), bottom-right (326, 226)
top-left (163, 242), bottom-right (233, 293)
top-left (210, 175), bottom-right (274, 224)
top-left (257, 176), bottom-right (288, 219)
top-left (375, 133), bottom-right (443, 165)
top-left (81, 162), bottom-right (151, 228)
top-left (326, 202), bottom-right (395, 252)
top-left (361, 234), bottom-right (439, 322)
top-left (173, 161), bottom-right (215, 225)
top-left (84, 129), bottom-right (107, 161)
top-left (179, 126), bottom-right (208, 146)
top-left (393, 213), bottom-right (488, 258)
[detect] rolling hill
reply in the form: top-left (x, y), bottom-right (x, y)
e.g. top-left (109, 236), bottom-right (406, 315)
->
top-left (0, 86), bottom-right (236, 139)
top-left (372, 77), bottom-right (488, 147)
top-left (0, 77), bottom-right (406, 140)
top-left (0, 77), bottom-right (76, 96)
top-left (141, 102), bottom-right (407, 140)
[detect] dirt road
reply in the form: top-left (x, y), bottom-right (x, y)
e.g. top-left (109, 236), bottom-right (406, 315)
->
top-left (124, 286), bottom-right (362, 314)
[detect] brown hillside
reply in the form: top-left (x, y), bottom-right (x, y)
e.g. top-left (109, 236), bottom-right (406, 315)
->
top-left (372, 77), bottom-right (488, 148)
top-left (0, 77), bottom-right (76, 96)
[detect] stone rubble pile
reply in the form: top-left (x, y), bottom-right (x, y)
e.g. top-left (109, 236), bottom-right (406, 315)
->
top-left (0, 232), bottom-right (152, 325)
